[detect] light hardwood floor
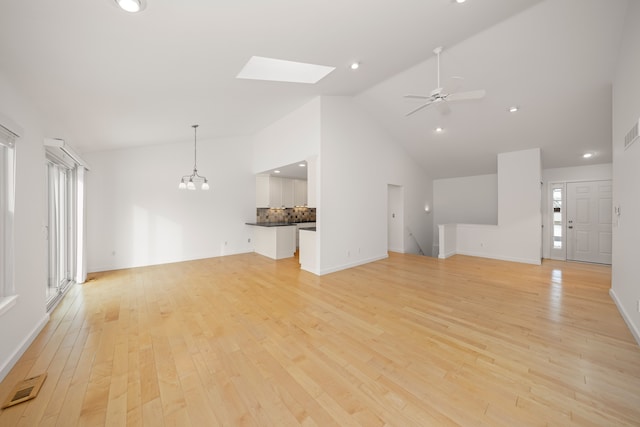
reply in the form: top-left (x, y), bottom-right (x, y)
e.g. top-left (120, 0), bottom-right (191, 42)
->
top-left (1, 253), bottom-right (639, 426)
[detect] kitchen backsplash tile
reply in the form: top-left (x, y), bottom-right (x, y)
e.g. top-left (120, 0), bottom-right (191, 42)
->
top-left (257, 207), bottom-right (316, 223)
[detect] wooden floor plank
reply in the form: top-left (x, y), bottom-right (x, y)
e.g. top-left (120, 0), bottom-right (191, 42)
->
top-left (1, 253), bottom-right (639, 426)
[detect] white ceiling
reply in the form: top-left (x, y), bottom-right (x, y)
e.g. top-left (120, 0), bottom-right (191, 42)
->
top-left (0, 0), bottom-right (628, 178)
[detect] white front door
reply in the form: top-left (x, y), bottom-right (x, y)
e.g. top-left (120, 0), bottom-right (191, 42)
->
top-left (566, 180), bottom-right (612, 264)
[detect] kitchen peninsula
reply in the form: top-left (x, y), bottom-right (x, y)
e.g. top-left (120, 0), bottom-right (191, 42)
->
top-left (245, 222), bottom-right (296, 260)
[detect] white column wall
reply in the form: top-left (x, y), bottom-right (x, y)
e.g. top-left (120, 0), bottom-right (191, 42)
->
top-left (319, 96), bottom-right (433, 274)
top-left (446, 148), bottom-right (542, 265)
top-left (611, 0), bottom-right (640, 345)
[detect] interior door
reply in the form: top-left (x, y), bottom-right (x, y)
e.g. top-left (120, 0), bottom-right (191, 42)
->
top-left (566, 180), bottom-right (612, 264)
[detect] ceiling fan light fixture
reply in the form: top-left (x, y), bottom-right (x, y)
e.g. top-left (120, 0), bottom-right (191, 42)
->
top-left (404, 46), bottom-right (486, 117)
top-left (115, 0), bottom-right (146, 13)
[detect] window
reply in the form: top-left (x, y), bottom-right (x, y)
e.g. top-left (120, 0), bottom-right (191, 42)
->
top-left (549, 182), bottom-right (566, 261)
top-left (0, 121), bottom-right (18, 315)
top-left (44, 138), bottom-right (89, 311)
top-left (552, 188), bottom-right (563, 249)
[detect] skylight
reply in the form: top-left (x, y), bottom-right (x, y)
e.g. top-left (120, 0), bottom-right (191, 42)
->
top-left (236, 56), bottom-right (335, 84)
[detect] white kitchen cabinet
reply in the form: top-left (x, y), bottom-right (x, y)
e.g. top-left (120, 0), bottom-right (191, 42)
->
top-left (268, 176), bottom-right (283, 207)
top-left (295, 222), bottom-right (315, 247)
top-left (294, 179), bottom-right (307, 206)
top-left (256, 175), bottom-right (303, 208)
top-left (250, 225), bottom-right (296, 259)
top-left (299, 229), bottom-right (317, 273)
top-left (281, 178), bottom-right (294, 208)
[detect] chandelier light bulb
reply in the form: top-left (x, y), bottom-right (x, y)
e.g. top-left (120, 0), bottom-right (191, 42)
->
top-left (202, 180), bottom-right (210, 190)
top-left (178, 180), bottom-right (186, 190)
top-left (187, 179), bottom-right (196, 190)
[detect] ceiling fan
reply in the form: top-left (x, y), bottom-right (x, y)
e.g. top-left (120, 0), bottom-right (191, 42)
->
top-left (405, 46), bottom-right (486, 117)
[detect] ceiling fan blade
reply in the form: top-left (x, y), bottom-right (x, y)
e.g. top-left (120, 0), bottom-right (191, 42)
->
top-left (442, 76), bottom-right (464, 95)
top-left (447, 89), bottom-right (486, 102)
top-left (406, 101), bottom-right (435, 117)
top-left (404, 94), bottom-right (431, 100)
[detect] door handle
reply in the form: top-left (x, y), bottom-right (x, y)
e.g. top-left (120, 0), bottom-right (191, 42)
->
top-left (568, 226), bottom-right (573, 229)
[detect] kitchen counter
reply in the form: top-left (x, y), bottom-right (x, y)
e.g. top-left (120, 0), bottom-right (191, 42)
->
top-left (299, 228), bottom-right (317, 273)
top-left (247, 223), bottom-right (296, 259)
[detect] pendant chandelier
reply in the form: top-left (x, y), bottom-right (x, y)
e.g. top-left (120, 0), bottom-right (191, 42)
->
top-left (179, 124), bottom-right (209, 190)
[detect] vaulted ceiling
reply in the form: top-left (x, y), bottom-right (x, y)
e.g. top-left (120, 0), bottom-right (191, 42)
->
top-left (0, 0), bottom-right (628, 178)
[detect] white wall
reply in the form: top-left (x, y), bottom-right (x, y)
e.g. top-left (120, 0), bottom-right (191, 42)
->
top-left (252, 96), bottom-right (433, 274)
top-left (433, 174), bottom-right (498, 255)
top-left (0, 73), bottom-right (49, 381)
top-left (252, 97), bottom-right (321, 174)
top-left (541, 163), bottom-right (612, 259)
top-left (449, 148), bottom-right (542, 265)
top-left (611, 0), bottom-right (640, 345)
top-left (319, 96), bottom-right (433, 274)
top-left (84, 136), bottom-right (255, 272)
top-left (387, 184), bottom-right (404, 253)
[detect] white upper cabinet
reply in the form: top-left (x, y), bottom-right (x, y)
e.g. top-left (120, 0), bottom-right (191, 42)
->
top-left (281, 178), bottom-right (295, 208)
top-left (256, 175), bottom-right (306, 208)
top-left (294, 179), bottom-right (307, 207)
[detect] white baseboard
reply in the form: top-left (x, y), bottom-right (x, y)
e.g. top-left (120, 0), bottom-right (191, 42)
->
top-left (0, 313), bottom-right (50, 382)
top-left (610, 288), bottom-right (640, 347)
top-left (319, 254), bottom-right (389, 276)
top-left (456, 250), bottom-right (541, 265)
top-left (438, 250), bottom-right (456, 259)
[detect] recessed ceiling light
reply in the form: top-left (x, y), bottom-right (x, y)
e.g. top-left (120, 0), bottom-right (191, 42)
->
top-left (455, 0), bottom-right (467, 3)
top-left (274, 170), bottom-right (281, 174)
top-left (350, 62), bottom-right (360, 70)
top-left (508, 106), bottom-right (519, 113)
top-left (236, 56), bottom-right (335, 84)
top-left (298, 163), bottom-right (306, 167)
top-left (115, 0), bottom-right (146, 13)
top-left (583, 153), bottom-right (594, 159)
top-left (435, 127), bottom-right (444, 133)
